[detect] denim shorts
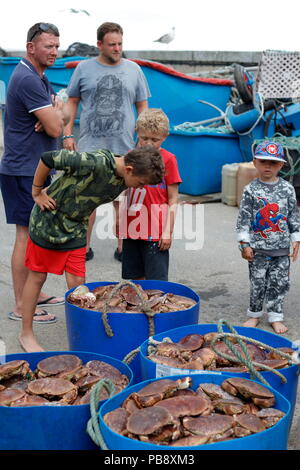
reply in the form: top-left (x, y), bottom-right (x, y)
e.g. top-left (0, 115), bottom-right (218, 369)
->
top-left (122, 239), bottom-right (169, 281)
top-left (0, 174), bottom-right (51, 226)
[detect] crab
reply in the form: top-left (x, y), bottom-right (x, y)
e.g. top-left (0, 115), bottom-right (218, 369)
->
top-left (234, 413), bottom-right (266, 437)
top-left (103, 407), bottom-right (130, 435)
top-left (67, 285), bottom-right (96, 308)
top-left (123, 377), bottom-right (192, 410)
top-left (178, 334), bottom-right (204, 351)
top-left (0, 388), bottom-right (26, 406)
top-left (10, 394), bottom-right (50, 407)
top-left (27, 378), bottom-right (78, 404)
top-left (126, 406), bottom-right (180, 444)
top-left (0, 360), bottom-right (33, 381)
top-left (104, 376), bottom-right (285, 446)
top-left (67, 283), bottom-right (196, 314)
top-left (191, 347), bottom-right (216, 368)
top-left (36, 354), bottom-right (83, 380)
top-left (182, 414), bottom-right (235, 443)
top-left (74, 360), bottom-right (129, 394)
top-left (151, 342), bottom-right (193, 361)
top-left (221, 377), bottom-right (275, 408)
top-left (256, 408), bottom-right (285, 428)
top-left (154, 394), bottom-right (212, 418)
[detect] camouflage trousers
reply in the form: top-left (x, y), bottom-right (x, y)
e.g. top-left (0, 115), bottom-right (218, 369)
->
top-left (247, 254), bottom-right (290, 323)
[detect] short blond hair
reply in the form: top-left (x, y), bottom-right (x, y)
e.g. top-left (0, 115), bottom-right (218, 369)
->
top-left (136, 108), bottom-right (169, 136)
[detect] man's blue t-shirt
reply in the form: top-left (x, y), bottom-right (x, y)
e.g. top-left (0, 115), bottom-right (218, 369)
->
top-left (0, 58), bottom-right (58, 176)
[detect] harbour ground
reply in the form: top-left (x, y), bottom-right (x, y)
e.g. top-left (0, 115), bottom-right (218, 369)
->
top-left (0, 123), bottom-right (299, 449)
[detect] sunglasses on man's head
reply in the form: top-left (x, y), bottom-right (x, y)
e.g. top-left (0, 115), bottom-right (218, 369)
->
top-left (28, 23), bottom-right (59, 42)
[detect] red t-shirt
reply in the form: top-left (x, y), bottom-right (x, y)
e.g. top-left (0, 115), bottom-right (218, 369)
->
top-left (119, 148), bottom-right (182, 241)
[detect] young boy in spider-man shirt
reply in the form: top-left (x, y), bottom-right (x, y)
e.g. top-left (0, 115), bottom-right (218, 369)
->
top-left (236, 140), bottom-right (300, 334)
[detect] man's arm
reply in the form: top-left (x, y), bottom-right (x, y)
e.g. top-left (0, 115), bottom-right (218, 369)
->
top-left (33, 96), bottom-right (69, 138)
top-left (62, 96), bottom-right (80, 150)
top-left (135, 100), bottom-right (148, 115)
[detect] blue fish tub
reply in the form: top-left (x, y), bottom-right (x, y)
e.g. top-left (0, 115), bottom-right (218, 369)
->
top-left (139, 324), bottom-right (299, 418)
top-left (97, 373), bottom-right (291, 450)
top-left (0, 351), bottom-right (132, 450)
top-left (65, 281), bottom-right (200, 383)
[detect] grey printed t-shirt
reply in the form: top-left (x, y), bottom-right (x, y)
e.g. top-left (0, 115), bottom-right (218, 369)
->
top-left (67, 58), bottom-right (151, 153)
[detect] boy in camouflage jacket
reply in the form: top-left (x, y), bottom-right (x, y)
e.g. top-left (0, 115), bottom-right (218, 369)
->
top-left (19, 145), bottom-right (164, 352)
top-left (236, 141), bottom-right (300, 334)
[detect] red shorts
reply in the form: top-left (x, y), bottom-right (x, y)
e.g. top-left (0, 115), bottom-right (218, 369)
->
top-left (25, 238), bottom-right (86, 277)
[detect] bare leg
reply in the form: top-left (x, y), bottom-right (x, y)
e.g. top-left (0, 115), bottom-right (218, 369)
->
top-left (271, 322), bottom-right (288, 334)
top-left (11, 225), bottom-right (31, 315)
top-left (243, 318), bottom-right (260, 328)
top-left (86, 210), bottom-right (96, 253)
top-left (65, 272), bottom-right (85, 290)
top-left (11, 225), bottom-right (58, 316)
top-left (19, 271), bottom-right (48, 352)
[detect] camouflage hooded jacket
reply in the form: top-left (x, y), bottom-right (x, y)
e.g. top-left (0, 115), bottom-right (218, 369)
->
top-left (29, 149), bottom-right (126, 250)
top-left (236, 178), bottom-right (300, 250)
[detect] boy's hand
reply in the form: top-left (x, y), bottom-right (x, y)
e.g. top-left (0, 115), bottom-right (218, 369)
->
top-left (63, 137), bottom-right (77, 151)
top-left (33, 188), bottom-right (57, 211)
top-left (241, 246), bottom-right (254, 261)
top-left (159, 236), bottom-right (172, 251)
top-left (290, 241), bottom-right (300, 262)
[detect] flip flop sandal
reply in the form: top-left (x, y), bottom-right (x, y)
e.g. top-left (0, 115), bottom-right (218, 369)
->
top-left (36, 296), bottom-right (65, 307)
top-left (8, 310), bottom-right (57, 324)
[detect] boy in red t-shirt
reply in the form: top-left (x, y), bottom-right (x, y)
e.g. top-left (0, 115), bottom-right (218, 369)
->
top-left (116, 108), bottom-right (182, 280)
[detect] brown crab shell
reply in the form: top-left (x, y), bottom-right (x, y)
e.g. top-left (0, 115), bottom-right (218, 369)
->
top-left (36, 355), bottom-right (82, 379)
top-left (148, 355), bottom-right (189, 368)
top-left (27, 378), bottom-right (78, 399)
top-left (0, 388), bottom-right (26, 406)
top-left (221, 377), bottom-right (275, 406)
top-left (10, 393), bottom-right (50, 407)
top-left (178, 334), bottom-right (204, 351)
top-left (254, 359), bottom-right (289, 370)
top-left (103, 407), bottom-right (129, 435)
top-left (85, 360), bottom-right (129, 386)
top-left (156, 395), bottom-right (211, 418)
top-left (1, 376), bottom-right (31, 391)
top-left (154, 342), bottom-right (193, 359)
top-left (0, 360), bottom-right (31, 381)
top-left (183, 414), bottom-right (234, 438)
top-left (234, 413), bottom-right (266, 433)
top-left (256, 408), bottom-right (285, 428)
top-left (126, 405), bottom-right (174, 435)
top-left (137, 377), bottom-right (191, 397)
top-left (139, 419), bottom-right (182, 444)
top-left (212, 399), bottom-right (245, 415)
top-left (191, 347), bottom-right (216, 367)
top-left (119, 285), bottom-right (148, 306)
top-left (199, 383), bottom-right (241, 401)
top-left (266, 347), bottom-right (295, 360)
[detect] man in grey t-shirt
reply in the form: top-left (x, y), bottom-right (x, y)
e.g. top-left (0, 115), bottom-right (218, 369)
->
top-left (63, 22), bottom-right (150, 259)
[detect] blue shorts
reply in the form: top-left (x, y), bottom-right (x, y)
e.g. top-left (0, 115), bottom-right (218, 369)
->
top-left (0, 174), bottom-right (51, 226)
top-left (122, 239), bottom-right (169, 281)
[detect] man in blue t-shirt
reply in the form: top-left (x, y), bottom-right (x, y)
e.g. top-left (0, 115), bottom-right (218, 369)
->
top-left (0, 22), bottom-right (69, 324)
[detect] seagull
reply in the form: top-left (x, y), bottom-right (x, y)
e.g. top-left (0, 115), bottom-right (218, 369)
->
top-left (59, 8), bottom-right (90, 16)
top-left (153, 27), bottom-right (175, 44)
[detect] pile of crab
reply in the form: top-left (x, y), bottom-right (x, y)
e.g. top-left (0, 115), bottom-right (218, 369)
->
top-left (147, 332), bottom-right (295, 372)
top-left (67, 284), bottom-right (196, 313)
top-left (103, 376), bottom-right (285, 446)
top-left (0, 355), bottom-right (129, 407)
